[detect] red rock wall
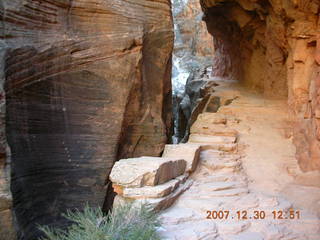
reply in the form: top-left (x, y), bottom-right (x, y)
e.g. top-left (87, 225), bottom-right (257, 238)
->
top-left (201, 0), bottom-right (320, 171)
top-left (1, 0), bottom-right (173, 239)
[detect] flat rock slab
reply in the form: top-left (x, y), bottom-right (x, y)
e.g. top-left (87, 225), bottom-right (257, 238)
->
top-left (160, 207), bottom-right (201, 224)
top-left (200, 150), bottom-right (241, 161)
top-left (201, 182), bottom-right (243, 192)
top-left (114, 179), bottom-right (193, 211)
top-left (120, 174), bottom-right (189, 199)
top-left (191, 122), bottom-right (238, 137)
top-left (162, 144), bottom-right (201, 172)
top-left (201, 158), bottom-right (241, 171)
top-left (196, 113), bottom-right (228, 124)
top-left (142, 179), bottom-right (194, 211)
top-left (110, 157), bottom-right (186, 188)
top-left (188, 142), bottom-right (238, 152)
top-left (189, 134), bottom-right (237, 144)
top-left (191, 113), bottom-right (239, 137)
top-left (199, 188), bottom-right (249, 198)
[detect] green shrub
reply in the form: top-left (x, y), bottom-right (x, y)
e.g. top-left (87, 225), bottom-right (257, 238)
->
top-left (39, 203), bottom-right (161, 240)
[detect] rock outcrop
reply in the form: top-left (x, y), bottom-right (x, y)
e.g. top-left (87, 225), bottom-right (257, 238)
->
top-left (1, 0), bottom-right (174, 239)
top-left (110, 155), bottom-right (194, 212)
top-left (200, 0), bottom-right (320, 171)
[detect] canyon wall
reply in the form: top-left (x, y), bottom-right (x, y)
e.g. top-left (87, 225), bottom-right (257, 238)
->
top-left (201, 0), bottom-right (320, 171)
top-left (0, 0), bottom-right (174, 239)
top-left (172, 0), bottom-right (214, 94)
top-left (171, 0), bottom-right (214, 142)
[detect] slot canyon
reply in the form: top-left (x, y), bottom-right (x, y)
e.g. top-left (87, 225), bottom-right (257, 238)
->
top-left (0, 0), bottom-right (320, 239)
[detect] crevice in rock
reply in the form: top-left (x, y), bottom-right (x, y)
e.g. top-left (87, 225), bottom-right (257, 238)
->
top-left (170, 0), bottom-right (215, 144)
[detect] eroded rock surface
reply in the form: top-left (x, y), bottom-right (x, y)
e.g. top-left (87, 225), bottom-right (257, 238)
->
top-left (200, 0), bottom-right (320, 171)
top-left (1, 0), bottom-right (174, 239)
top-left (110, 157), bottom-right (186, 188)
top-left (159, 80), bottom-right (320, 240)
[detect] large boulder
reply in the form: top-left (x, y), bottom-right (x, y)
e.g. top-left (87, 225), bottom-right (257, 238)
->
top-left (110, 157), bottom-right (186, 188)
top-left (162, 144), bottom-right (201, 172)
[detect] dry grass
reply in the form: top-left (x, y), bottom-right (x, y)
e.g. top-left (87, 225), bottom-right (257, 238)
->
top-left (39, 203), bottom-right (161, 240)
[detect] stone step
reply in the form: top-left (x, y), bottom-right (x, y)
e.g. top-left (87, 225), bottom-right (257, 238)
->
top-left (116, 174), bottom-right (189, 199)
top-left (114, 179), bottom-right (194, 211)
top-left (200, 149), bottom-right (241, 161)
top-left (188, 142), bottom-right (237, 153)
top-left (196, 188), bottom-right (249, 198)
top-left (189, 134), bottom-right (237, 144)
top-left (110, 157), bottom-right (186, 188)
top-left (140, 179), bottom-right (194, 211)
top-left (191, 121), bottom-right (239, 137)
top-left (198, 113), bottom-right (228, 124)
top-left (197, 182), bottom-right (246, 192)
top-left (201, 157), bottom-right (241, 171)
top-left (160, 207), bottom-right (202, 225)
top-left (162, 144), bottom-right (201, 172)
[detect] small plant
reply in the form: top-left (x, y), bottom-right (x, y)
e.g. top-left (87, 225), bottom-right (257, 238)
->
top-left (39, 203), bottom-right (161, 240)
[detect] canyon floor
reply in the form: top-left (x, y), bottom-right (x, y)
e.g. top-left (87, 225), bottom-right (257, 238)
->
top-left (158, 80), bottom-right (320, 240)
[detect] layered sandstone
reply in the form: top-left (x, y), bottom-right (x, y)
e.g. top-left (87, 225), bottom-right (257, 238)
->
top-left (1, 0), bottom-right (174, 239)
top-left (200, 0), bottom-right (320, 171)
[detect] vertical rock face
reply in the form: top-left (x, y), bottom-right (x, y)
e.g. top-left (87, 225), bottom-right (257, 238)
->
top-left (171, 0), bottom-right (214, 142)
top-left (172, 0), bottom-right (214, 94)
top-left (1, 0), bottom-right (173, 239)
top-left (201, 0), bottom-right (320, 171)
top-left (0, 35), bottom-right (15, 239)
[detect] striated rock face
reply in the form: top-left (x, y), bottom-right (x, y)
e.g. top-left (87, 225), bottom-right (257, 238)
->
top-left (1, 0), bottom-right (174, 239)
top-left (200, 0), bottom-right (320, 171)
top-left (0, 40), bottom-right (15, 239)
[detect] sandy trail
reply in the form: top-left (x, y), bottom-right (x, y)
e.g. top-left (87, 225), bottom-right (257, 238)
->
top-left (159, 80), bottom-right (320, 240)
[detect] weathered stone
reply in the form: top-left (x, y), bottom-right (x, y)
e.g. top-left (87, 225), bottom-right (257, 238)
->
top-left (160, 207), bottom-right (201, 225)
top-left (119, 174), bottom-right (189, 199)
top-left (189, 142), bottom-right (238, 152)
top-left (110, 157), bottom-right (186, 188)
top-left (191, 112), bottom-right (239, 138)
top-left (200, 0), bottom-right (320, 171)
top-left (114, 179), bottom-right (193, 211)
top-left (1, 0), bottom-right (174, 238)
top-left (139, 179), bottom-right (194, 211)
top-left (189, 134), bottom-right (237, 144)
top-left (191, 122), bottom-right (238, 137)
top-left (200, 150), bottom-right (241, 171)
top-left (162, 144), bottom-right (201, 172)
